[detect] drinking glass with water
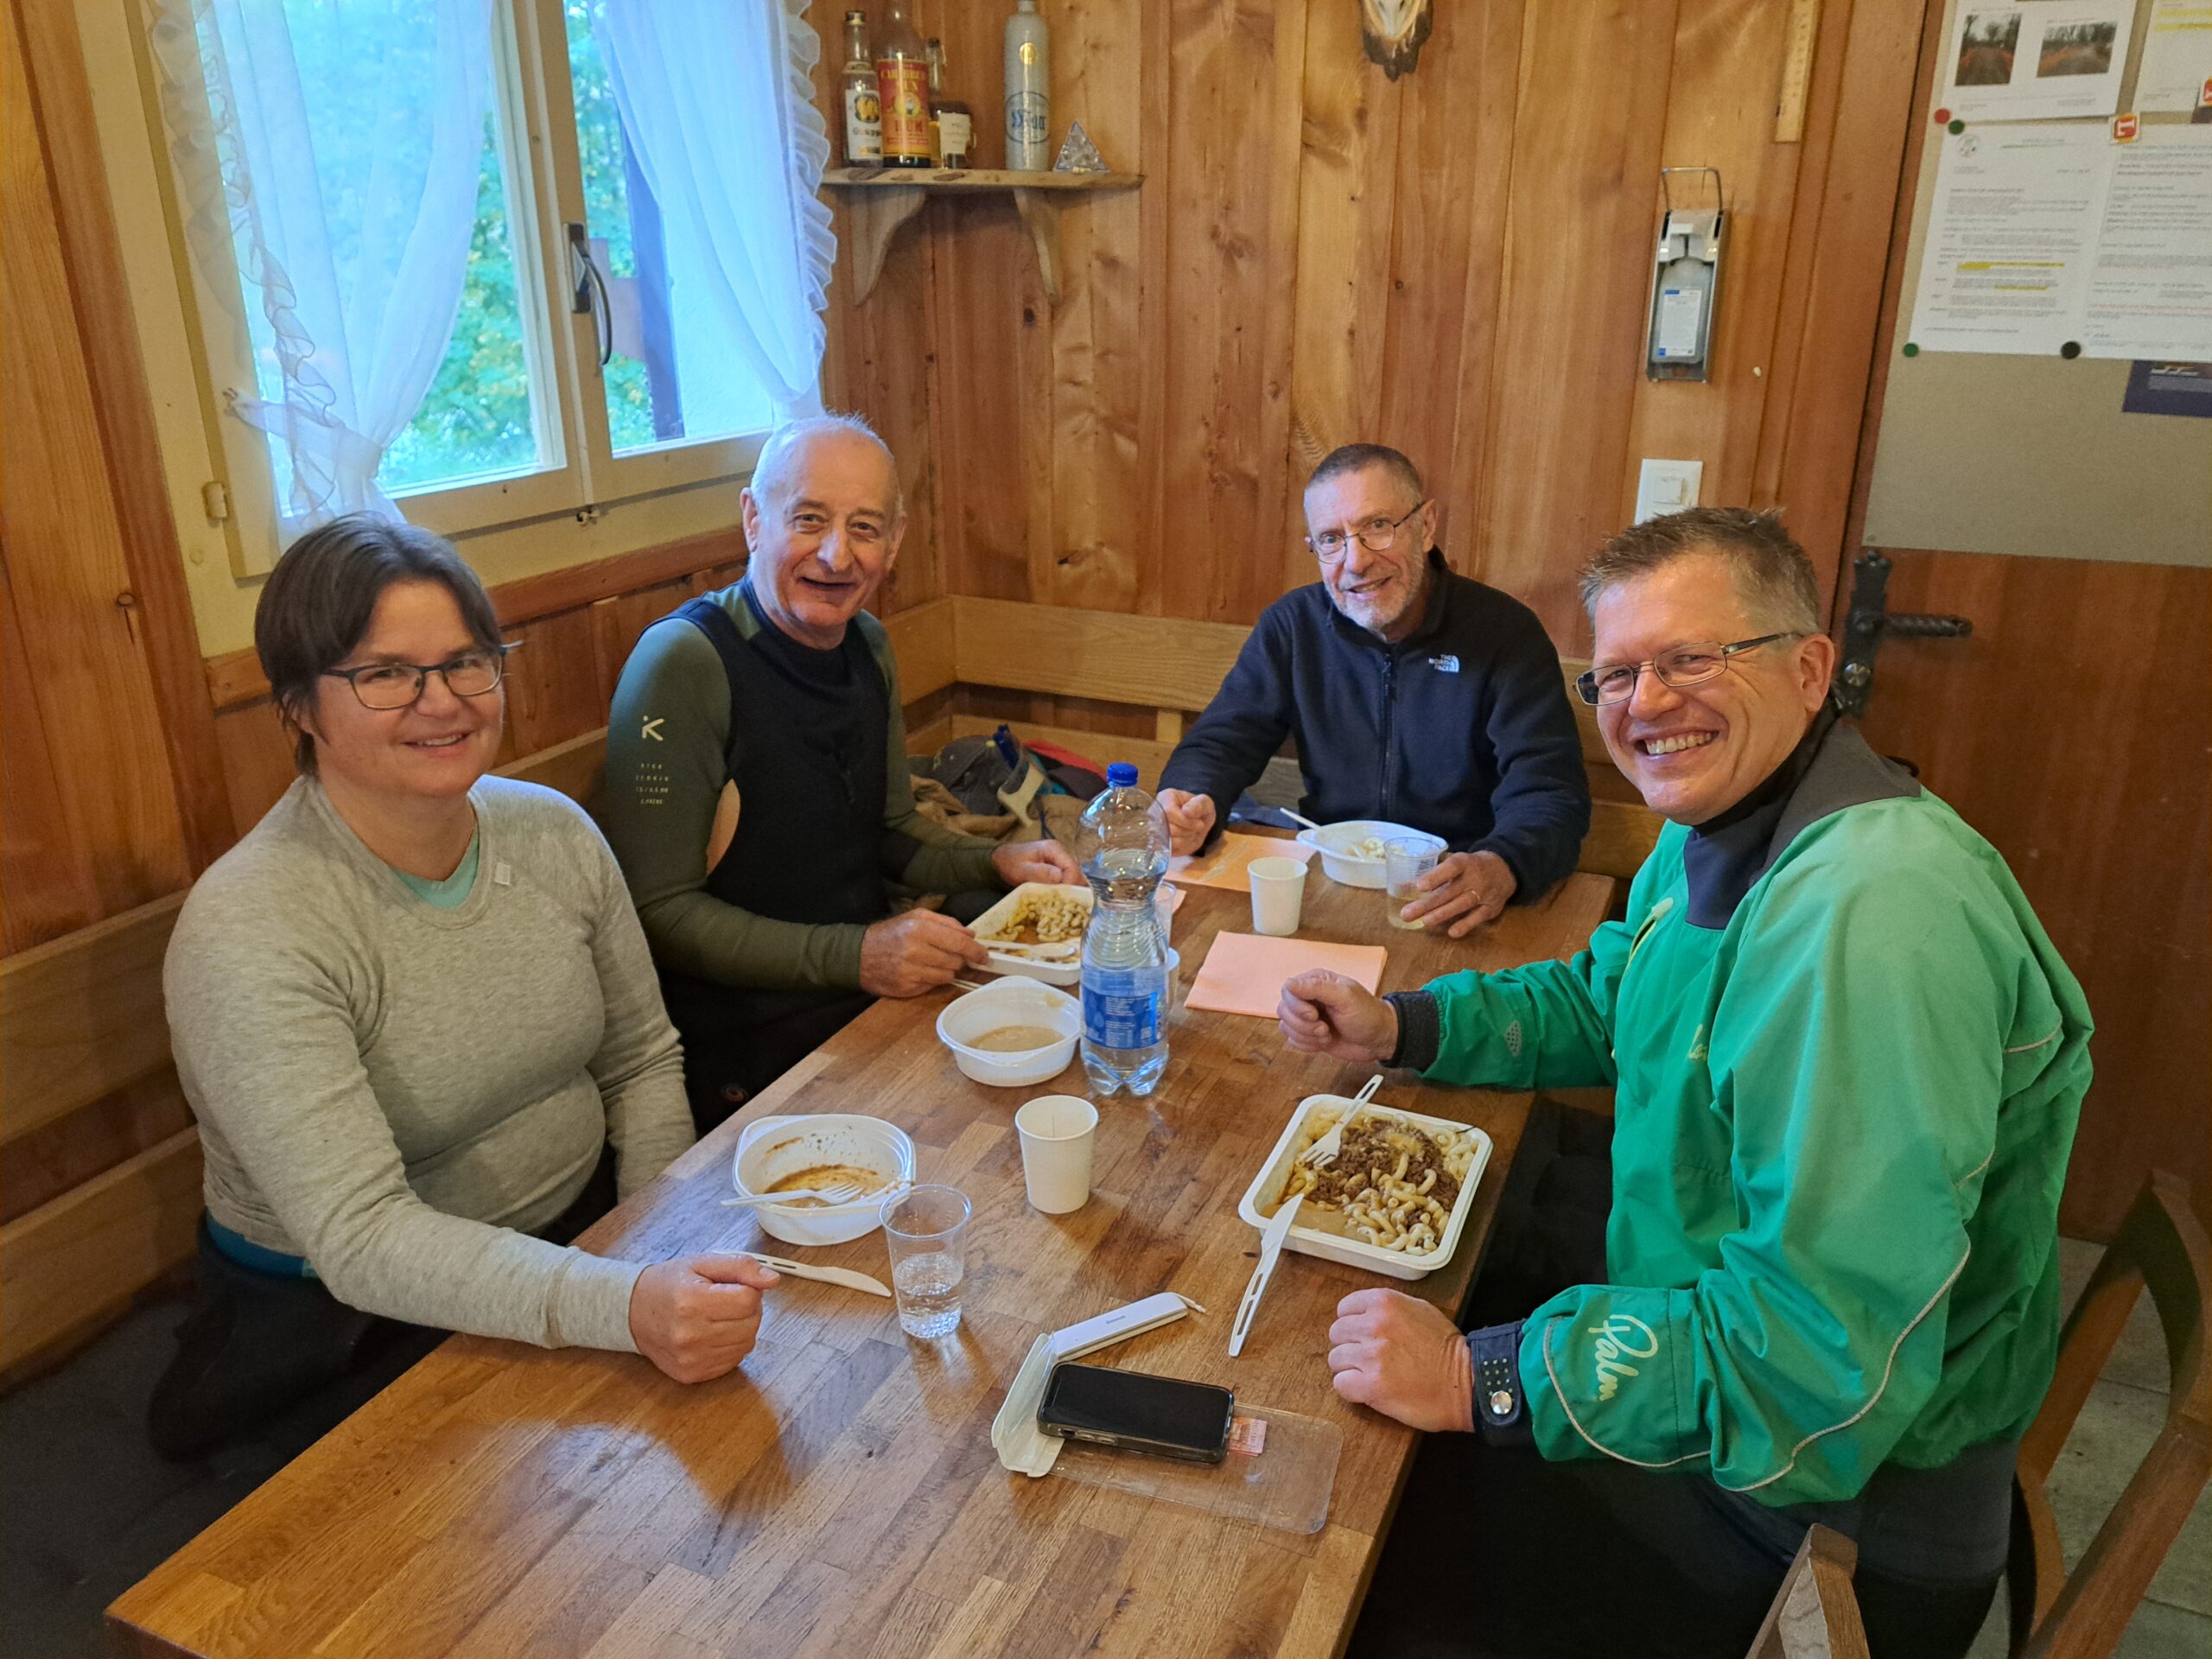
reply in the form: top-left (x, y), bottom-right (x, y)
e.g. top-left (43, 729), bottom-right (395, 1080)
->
top-left (1074, 764), bottom-right (1172, 1096)
top-left (881, 1185), bottom-right (971, 1338)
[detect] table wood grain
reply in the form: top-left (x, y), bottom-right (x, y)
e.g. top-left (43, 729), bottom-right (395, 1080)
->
top-left (109, 870), bottom-right (1611, 1659)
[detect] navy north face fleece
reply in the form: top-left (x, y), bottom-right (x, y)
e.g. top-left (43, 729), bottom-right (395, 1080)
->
top-left (1158, 550), bottom-right (1591, 899)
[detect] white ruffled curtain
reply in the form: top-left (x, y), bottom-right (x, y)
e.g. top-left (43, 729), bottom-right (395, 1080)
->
top-left (151, 0), bottom-right (495, 535)
top-left (597, 0), bottom-right (833, 423)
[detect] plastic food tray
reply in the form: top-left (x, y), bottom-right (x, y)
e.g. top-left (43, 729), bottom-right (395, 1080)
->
top-left (1236, 1091), bottom-right (1492, 1281)
top-left (965, 883), bottom-right (1090, 986)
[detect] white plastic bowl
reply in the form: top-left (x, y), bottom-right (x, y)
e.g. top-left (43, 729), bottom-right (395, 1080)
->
top-left (1294, 819), bottom-right (1438, 889)
top-left (731, 1113), bottom-right (916, 1247)
top-left (935, 977), bottom-right (1082, 1087)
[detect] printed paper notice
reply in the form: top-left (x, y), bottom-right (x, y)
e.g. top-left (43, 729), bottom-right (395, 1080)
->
top-left (2137, 0), bottom-right (2212, 113)
top-left (2081, 130), bottom-right (2212, 360)
top-left (1943, 1), bottom-right (2135, 123)
top-left (1908, 126), bottom-right (2110, 356)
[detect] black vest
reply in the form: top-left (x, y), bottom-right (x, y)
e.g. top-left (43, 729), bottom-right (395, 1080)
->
top-left (657, 586), bottom-right (889, 1067)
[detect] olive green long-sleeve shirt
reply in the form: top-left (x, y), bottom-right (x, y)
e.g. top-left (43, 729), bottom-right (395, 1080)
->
top-left (597, 586), bottom-right (1001, 991)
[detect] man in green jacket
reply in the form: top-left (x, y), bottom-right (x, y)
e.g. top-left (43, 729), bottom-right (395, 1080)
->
top-left (1281, 507), bottom-right (2089, 1656)
top-left (600, 416), bottom-right (1075, 1128)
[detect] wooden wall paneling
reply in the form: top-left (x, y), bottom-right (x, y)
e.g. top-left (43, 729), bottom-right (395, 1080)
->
top-left (1758, 0), bottom-right (1929, 587)
top-left (0, 562), bottom-right (101, 952)
top-left (1473, 1), bottom-right (1681, 646)
top-left (1437, 0), bottom-right (1529, 583)
top-left (820, 198), bottom-right (943, 617)
top-left (11, 0), bottom-right (234, 876)
top-left (587, 576), bottom-right (696, 707)
top-left (1, 0), bottom-right (194, 939)
top-left (1156, 0), bottom-right (1309, 625)
top-left (1287, 0), bottom-right (1403, 587)
top-left (499, 604), bottom-right (607, 766)
top-left (210, 700), bottom-right (298, 835)
top-left (1615, 0), bottom-right (1804, 529)
top-left (1036, 0), bottom-right (1146, 614)
top-left (933, 198), bottom-right (1038, 603)
top-left (1376, 0), bottom-right (1518, 574)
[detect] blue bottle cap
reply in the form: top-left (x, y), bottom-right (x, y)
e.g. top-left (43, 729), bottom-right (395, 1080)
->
top-left (1106, 763), bottom-right (1138, 786)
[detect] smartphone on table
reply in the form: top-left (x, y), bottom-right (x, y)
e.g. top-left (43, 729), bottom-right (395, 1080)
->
top-left (1035, 1361), bottom-right (1234, 1465)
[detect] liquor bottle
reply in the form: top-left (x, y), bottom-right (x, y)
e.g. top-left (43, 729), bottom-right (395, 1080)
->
top-left (874, 3), bottom-right (932, 168)
top-left (1003, 0), bottom-right (1050, 170)
top-left (840, 11), bottom-right (881, 168)
top-left (926, 39), bottom-right (973, 169)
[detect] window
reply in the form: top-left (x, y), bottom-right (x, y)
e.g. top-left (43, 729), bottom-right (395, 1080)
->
top-left (160, 0), bottom-right (821, 570)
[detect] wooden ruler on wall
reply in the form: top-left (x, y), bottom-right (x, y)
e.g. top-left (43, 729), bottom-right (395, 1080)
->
top-left (1775, 0), bottom-right (1822, 143)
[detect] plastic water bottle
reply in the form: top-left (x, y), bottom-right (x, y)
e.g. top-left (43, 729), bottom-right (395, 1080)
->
top-left (1076, 764), bottom-right (1171, 1096)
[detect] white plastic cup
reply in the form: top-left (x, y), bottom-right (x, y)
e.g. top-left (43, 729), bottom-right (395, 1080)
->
top-left (1014, 1094), bottom-right (1098, 1214)
top-left (1248, 855), bottom-right (1307, 936)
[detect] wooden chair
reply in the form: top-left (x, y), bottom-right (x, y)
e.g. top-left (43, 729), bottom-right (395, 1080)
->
top-left (2007, 1170), bottom-right (2212, 1658)
top-left (1748, 1525), bottom-right (1870, 1659)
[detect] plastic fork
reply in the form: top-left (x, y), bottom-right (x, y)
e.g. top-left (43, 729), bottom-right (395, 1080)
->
top-left (1295, 1075), bottom-right (1386, 1170)
top-left (720, 1181), bottom-right (872, 1210)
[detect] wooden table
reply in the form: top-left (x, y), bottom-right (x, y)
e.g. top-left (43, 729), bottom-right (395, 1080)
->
top-left (110, 868), bottom-right (1611, 1659)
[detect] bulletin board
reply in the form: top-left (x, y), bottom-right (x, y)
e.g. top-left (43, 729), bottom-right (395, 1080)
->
top-left (1862, 0), bottom-right (2211, 567)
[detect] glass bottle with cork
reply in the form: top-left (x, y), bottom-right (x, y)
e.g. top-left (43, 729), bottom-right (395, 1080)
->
top-left (874, 3), bottom-right (932, 168)
top-left (840, 10), bottom-right (880, 168)
top-left (926, 39), bottom-right (972, 168)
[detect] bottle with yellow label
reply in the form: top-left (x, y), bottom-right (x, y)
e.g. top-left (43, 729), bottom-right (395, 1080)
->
top-left (840, 11), bottom-right (880, 167)
top-left (1003, 0), bottom-right (1050, 170)
top-left (874, 2), bottom-right (932, 168)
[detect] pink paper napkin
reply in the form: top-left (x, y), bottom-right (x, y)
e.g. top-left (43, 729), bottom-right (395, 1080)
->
top-left (1184, 931), bottom-right (1388, 1020)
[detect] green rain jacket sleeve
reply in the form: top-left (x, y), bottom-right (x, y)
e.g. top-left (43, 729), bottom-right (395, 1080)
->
top-left (599, 613), bottom-right (999, 993)
top-left (1513, 854), bottom-right (2014, 1506)
top-left (1413, 853), bottom-right (1679, 1091)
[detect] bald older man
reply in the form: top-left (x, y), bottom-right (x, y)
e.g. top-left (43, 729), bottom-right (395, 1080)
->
top-left (600, 416), bottom-right (1075, 1128)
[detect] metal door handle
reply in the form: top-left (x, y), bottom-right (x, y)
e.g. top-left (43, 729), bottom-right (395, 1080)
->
top-left (1834, 550), bottom-right (1972, 717)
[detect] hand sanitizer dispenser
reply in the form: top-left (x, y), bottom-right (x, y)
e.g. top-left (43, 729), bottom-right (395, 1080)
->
top-left (1646, 168), bottom-right (1726, 383)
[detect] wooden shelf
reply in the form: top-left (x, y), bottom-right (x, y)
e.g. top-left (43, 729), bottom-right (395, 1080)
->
top-left (821, 168), bottom-right (1143, 306)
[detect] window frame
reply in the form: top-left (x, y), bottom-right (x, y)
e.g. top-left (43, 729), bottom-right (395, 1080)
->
top-left (161, 0), bottom-right (779, 574)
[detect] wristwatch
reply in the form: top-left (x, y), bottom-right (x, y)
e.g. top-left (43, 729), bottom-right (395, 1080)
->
top-left (1465, 1321), bottom-right (1533, 1445)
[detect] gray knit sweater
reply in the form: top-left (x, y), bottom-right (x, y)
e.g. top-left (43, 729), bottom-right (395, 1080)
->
top-left (164, 776), bottom-right (696, 1352)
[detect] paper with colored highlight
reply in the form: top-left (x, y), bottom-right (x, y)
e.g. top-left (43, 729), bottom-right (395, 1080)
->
top-left (1185, 932), bottom-right (1387, 1020)
top-left (1166, 832), bottom-right (1317, 893)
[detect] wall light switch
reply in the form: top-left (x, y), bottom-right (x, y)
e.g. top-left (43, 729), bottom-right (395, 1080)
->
top-left (1634, 459), bottom-right (1704, 524)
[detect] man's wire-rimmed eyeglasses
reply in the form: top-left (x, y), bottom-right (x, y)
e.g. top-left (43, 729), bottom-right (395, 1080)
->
top-left (1574, 633), bottom-right (1802, 707)
top-left (322, 643), bottom-right (518, 710)
top-left (1307, 501), bottom-right (1427, 561)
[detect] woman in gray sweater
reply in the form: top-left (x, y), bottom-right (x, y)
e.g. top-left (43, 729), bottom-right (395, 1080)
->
top-left (151, 517), bottom-right (774, 1458)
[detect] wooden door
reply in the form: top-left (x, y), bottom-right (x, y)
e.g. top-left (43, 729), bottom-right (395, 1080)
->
top-left (1836, 6), bottom-right (2210, 1241)
top-left (0, 0), bottom-right (232, 954)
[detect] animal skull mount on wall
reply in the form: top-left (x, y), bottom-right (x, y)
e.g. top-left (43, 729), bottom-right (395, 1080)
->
top-left (1361, 0), bottom-right (1433, 79)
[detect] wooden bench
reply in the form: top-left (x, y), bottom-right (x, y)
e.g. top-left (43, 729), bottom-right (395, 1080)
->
top-left (0, 893), bottom-right (200, 1371)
